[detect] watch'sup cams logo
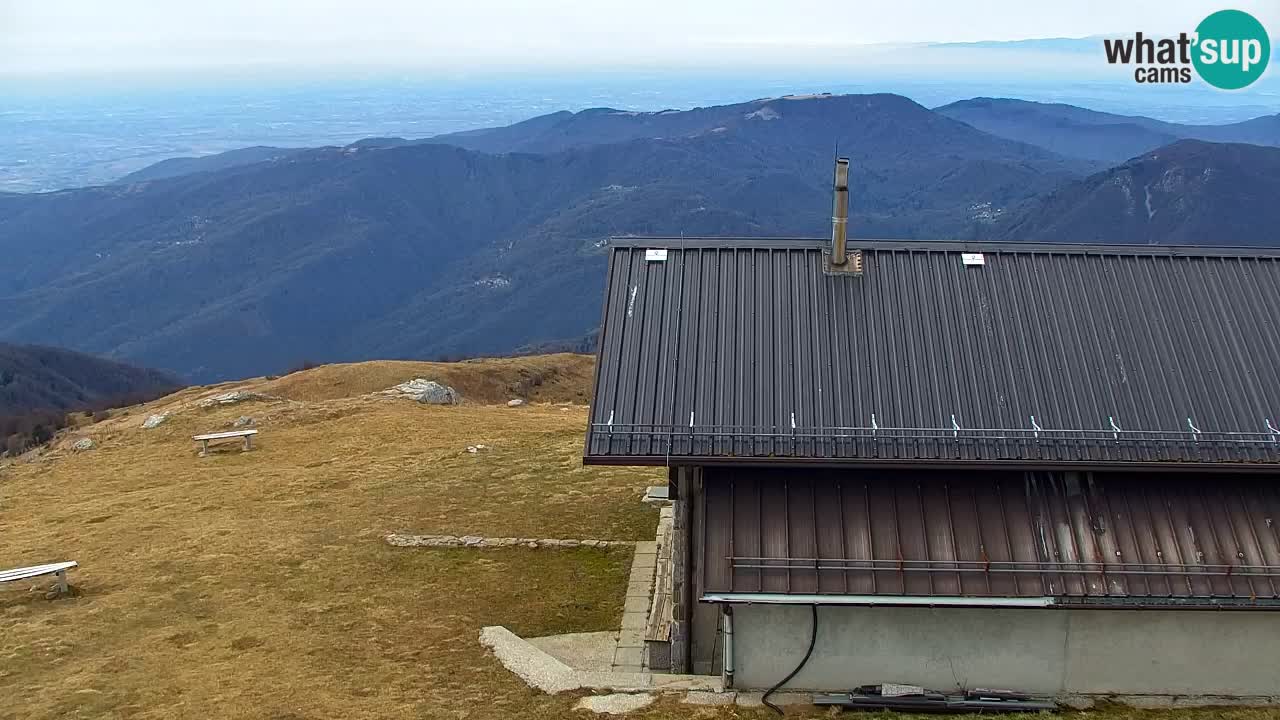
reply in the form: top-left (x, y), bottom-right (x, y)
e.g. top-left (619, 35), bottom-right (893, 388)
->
top-left (1104, 9), bottom-right (1270, 89)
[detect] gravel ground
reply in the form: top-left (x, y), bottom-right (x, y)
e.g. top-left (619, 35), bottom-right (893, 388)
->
top-left (575, 693), bottom-right (656, 714)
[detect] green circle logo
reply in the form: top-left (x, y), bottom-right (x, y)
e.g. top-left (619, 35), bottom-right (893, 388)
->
top-left (1193, 9), bottom-right (1271, 90)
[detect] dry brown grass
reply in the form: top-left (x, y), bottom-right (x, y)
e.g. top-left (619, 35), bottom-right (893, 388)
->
top-left (258, 353), bottom-right (596, 405)
top-left (1, 357), bottom-right (652, 719)
top-left (2, 356), bottom-right (1278, 720)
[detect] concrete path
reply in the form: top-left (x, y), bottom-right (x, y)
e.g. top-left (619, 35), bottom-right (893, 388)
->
top-left (614, 540), bottom-right (656, 673)
top-left (528, 631), bottom-right (617, 672)
top-left (472, 488), bottom-right (743, 706)
top-left (479, 626), bottom-right (721, 694)
top-left (575, 693), bottom-right (656, 714)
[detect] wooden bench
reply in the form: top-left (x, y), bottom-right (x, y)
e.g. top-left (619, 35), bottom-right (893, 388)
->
top-left (193, 429), bottom-right (258, 456)
top-left (1, 561), bottom-right (77, 595)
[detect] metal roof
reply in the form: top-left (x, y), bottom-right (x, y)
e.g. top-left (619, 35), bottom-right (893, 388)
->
top-left (700, 467), bottom-right (1280, 608)
top-left (585, 239), bottom-right (1280, 468)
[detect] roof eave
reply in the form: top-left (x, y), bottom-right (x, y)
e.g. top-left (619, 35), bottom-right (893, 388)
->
top-left (607, 236), bottom-right (1280, 258)
top-left (582, 453), bottom-right (1280, 474)
top-left (699, 592), bottom-right (1280, 611)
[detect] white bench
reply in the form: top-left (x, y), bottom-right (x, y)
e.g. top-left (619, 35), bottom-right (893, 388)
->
top-left (193, 429), bottom-right (258, 455)
top-left (1, 561), bottom-right (77, 595)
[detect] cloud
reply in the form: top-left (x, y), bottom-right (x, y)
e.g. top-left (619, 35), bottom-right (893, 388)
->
top-left (2, 0), bottom-right (1276, 75)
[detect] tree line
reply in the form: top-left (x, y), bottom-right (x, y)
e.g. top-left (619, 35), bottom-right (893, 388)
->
top-left (2, 387), bottom-right (179, 457)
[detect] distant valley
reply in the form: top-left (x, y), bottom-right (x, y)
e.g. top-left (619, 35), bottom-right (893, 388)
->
top-left (1, 93), bottom-right (1277, 382)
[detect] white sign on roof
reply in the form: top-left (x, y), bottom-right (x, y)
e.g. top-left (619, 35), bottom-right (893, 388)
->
top-left (961, 252), bottom-right (985, 266)
top-left (645, 249), bottom-right (669, 262)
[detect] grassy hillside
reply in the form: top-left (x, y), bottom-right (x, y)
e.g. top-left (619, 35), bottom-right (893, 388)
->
top-left (0, 354), bottom-right (659, 719)
top-left (257, 353), bottom-right (594, 405)
top-left (1, 354), bottom-right (1274, 719)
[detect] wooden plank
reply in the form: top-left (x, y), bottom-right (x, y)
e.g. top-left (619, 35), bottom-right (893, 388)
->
top-left (0, 561), bottom-right (78, 584)
top-left (190, 427), bottom-right (258, 440)
top-left (644, 520), bottom-right (674, 642)
top-left (644, 585), bottom-right (671, 642)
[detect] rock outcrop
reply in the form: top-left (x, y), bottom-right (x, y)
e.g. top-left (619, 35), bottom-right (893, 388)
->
top-left (385, 534), bottom-right (632, 549)
top-left (198, 391), bottom-right (273, 408)
top-left (379, 379), bottom-right (459, 405)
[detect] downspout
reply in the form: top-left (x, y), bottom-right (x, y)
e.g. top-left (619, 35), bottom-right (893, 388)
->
top-left (721, 604), bottom-right (735, 688)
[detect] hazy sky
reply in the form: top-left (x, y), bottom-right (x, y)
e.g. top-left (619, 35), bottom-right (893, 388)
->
top-left (3, 0), bottom-right (1279, 75)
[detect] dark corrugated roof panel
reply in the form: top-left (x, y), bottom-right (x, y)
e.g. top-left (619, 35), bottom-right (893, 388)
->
top-left (585, 240), bottom-right (1280, 467)
top-left (700, 468), bottom-right (1280, 608)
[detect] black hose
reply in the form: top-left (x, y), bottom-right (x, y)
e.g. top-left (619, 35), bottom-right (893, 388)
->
top-left (762, 604), bottom-right (819, 715)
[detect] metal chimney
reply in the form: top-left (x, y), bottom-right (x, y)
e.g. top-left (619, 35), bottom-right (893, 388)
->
top-left (823, 157), bottom-right (861, 275)
top-left (831, 158), bottom-right (850, 265)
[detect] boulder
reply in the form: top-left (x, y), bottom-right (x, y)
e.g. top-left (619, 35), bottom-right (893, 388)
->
top-left (231, 416), bottom-right (255, 428)
top-left (141, 413), bottom-right (169, 429)
top-left (415, 381), bottom-right (459, 405)
top-left (382, 379), bottom-right (459, 405)
top-left (71, 438), bottom-right (95, 451)
top-left (506, 398), bottom-right (525, 407)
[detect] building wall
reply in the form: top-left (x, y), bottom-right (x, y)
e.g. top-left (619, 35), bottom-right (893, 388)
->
top-left (685, 466), bottom-right (722, 675)
top-left (727, 603), bottom-right (1280, 698)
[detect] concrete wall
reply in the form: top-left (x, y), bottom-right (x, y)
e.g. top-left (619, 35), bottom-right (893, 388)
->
top-left (727, 603), bottom-right (1280, 697)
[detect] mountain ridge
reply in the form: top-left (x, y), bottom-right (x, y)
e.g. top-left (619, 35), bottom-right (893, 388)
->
top-left (119, 146), bottom-right (304, 184)
top-left (936, 97), bottom-right (1280, 162)
top-left (1, 93), bottom-right (1274, 382)
top-left (997, 139), bottom-right (1280, 244)
top-left (90, 95), bottom-right (1280, 190)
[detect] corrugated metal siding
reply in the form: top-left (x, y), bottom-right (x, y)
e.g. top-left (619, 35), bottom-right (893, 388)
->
top-left (587, 241), bottom-right (1280, 465)
top-left (701, 468), bottom-right (1280, 606)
